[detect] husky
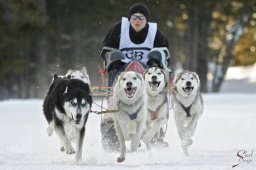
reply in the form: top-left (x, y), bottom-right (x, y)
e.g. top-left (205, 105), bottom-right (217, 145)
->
top-left (43, 78), bottom-right (92, 161)
top-left (143, 67), bottom-right (169, 149)
top-left (46, 67), bottom-right (91, 136)
top-left (66, 67), bottom-right (91, 85)
top-left (112, 71), bottom-right (147, 163)
top-left (171, 70), bottom-right (203, 155)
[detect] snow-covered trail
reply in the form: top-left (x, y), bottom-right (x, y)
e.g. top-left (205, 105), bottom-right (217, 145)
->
top-left (0, 94), bottom-right (255, 170)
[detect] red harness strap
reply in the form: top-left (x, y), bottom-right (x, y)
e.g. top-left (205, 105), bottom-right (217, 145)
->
top-left (148, 96), bottom-right (168, 120)
top-left (99, 68), bottom-right (105, 88)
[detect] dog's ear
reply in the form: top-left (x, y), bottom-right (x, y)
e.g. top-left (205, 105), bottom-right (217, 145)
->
top-left (66, 69), bottom-right (73, 76)
top-left (63, 80), bottom-right (72, 95)
top-left (160, 69), bottom-right (167, 81)
top-left (117, 72), bottom-right (125, 84)
top-left (160, 69), bottom-right (168, 88)
top-left (81, 67), bottom-right (88, 75)
top-left (53, 74), bottom-right (59, 80)
top-left (136, 72), bottom-right (143, 81)
top-left (191, 72), bottom-right (200, 84)
top-left (63, 84), bottom-right (69, 96)
top-left (143, 68), bottom-right (149, 80)
top-left (173, 72), bottom-right (181, 84)
top-left (83, 83), bottom-right (93, 100)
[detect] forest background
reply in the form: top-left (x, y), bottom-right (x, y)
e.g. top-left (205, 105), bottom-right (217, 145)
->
top-left (0, 0), bottom-right (255, 99)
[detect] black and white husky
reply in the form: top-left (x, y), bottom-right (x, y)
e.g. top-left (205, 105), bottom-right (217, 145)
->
top-left (43, 77), bottom-right (92, 161)
top-left (172, 71), bottom-right (203, 155)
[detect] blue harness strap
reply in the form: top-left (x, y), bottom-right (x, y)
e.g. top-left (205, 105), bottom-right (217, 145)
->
top-left (129, 112), bottom-right (138, 120)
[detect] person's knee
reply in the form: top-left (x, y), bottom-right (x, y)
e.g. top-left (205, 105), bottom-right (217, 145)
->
top-left (147, 47), bottom-right (172, 72)
top-left (105, 50), bottom-right (125, 71)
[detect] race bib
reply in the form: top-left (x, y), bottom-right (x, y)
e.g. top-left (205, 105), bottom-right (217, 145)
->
top-left (121, 48), bottom-right (150, 63)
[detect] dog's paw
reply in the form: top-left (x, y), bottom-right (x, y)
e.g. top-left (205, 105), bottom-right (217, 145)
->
top-left (182, 136), bottom-right (193, 146)
top-left (131, 140), bottom-right (140, 152)
top-left (60, 146), bottom-right (65, 152)
top-left (181, 138), bottom-right (192, 156)
top-left (182, 147), bottom-right (189, 156)
top-left (142, 133), bottom-right (152, 144)
top-left (181, 142), bottom-right (189, 156)
top-left (65, 146), bottom-right (76, 154)
top-left (47, 124), bottom-right (54, 136)
top-left (146, 143), bottom-right (151, 150)
top-left (117, 156), bottom-right (125, 163)
top-left (75, 155), bottom-right (82, 162)
top-left (151, 138), bottom-right (169, 148)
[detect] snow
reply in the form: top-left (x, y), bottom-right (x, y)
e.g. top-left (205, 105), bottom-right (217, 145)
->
top-left (0, 65), bottom-right (256, 170)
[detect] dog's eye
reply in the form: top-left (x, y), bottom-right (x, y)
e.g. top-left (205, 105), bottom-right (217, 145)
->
top-left (122, 78), bottom-right (126, 81)
top-left (191, 77), bottom-right (194, 80)
top-left (81, 76), bottom-right (85, 78)
top-left (157, 72), bottom-right (161, 75)
top-left (147, 72), bottom-right (151, 75)
top-left (70, 101), bottom-right (77, 106)
top-left (181, 78), bottom-right (185, 80)
top-left (133, 77), bottom-right (137, 80)
top-left (81, 102), bottom-right (87, 107)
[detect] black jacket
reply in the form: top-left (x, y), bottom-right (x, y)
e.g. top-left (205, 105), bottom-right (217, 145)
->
top-left (100, 21), bottom-right (169, 59)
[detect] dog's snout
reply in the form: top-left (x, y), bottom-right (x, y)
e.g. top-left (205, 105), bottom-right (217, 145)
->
top-left (186, 81), bottom-right (191, 86)
top-left (76, 114), bottom-right (82, 120)
top-left (152, 75), bottom-right (157, 81)
top-left (126, 81), bottom-right (132, 87)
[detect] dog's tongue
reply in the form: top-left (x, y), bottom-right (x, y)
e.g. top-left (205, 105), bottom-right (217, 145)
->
top-left (149, 81), bottom-right (159, 91)
top-left (75, 120), bottom-right (80, 124)
top-left (151, 83), bottom-right (158, 91)
top-left (126, 88), bottom-right (133, 96)
top-left (125, 87), bottom-right (137, 97)
top-left (184, 87), bottom-right (193, 95)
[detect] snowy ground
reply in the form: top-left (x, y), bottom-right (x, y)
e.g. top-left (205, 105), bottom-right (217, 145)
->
top-left (0, 94), bottom-right (256, 170)
top-left (0, 65), bottom-right (256, 170)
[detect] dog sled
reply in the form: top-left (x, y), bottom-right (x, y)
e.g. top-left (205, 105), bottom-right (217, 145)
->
top-left (92, 47), bottom-right (172, 151)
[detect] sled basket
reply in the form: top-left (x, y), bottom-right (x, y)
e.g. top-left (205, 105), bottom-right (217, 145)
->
top-left (91, 86), bottom-right (113, 97)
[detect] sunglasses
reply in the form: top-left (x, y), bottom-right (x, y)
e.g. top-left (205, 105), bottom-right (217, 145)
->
top-left (130, 15), bottom-right (146, 21)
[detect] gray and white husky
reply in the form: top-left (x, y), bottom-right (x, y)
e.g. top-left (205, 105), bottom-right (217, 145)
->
top-left (66, 67), bottom-right (91, 85)
top-left (143, 67), bottom-right (169, 149)
top-left (112, 71), bottom-right (147, 163)
top-left (172, 70), bottom-right (203, 155)
top-left (43, 78), bottom-right (92, 161)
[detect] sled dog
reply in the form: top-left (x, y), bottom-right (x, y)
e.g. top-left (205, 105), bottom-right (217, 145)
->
top-left (172, 70), bottom-right (203, 155)
top-left (43, 78), bottom-right (92, 161)
top-left (46, 67), bottom-right (91, 136)
top-left (112, 71), bottom-right (147, 162)
top-left (66, 67), bottom-right (91, 85)
top-left (143, 67), bottom-right (169, 148)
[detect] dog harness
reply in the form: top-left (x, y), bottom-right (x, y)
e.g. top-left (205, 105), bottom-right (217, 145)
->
top-left (129, 111), bottom-right (138, 120)
top-left (148, 96), bottom-right (168, 120)
top-left (117, 98), bottom-right (143, 120)
top-left (173, 91), bottom-right (200, 117)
